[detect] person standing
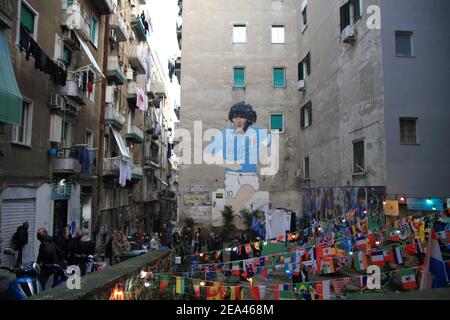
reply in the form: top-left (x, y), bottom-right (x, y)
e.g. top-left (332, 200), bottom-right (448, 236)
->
top-left (112, 232), bottom-right (130, 265)
top-left (36, 228), bottom-right (62, 290)
top-left (12, 222), bottom-right (29, 267)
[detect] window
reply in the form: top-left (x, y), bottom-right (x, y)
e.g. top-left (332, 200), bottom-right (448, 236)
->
top-left (18, 1), bottom-right (39, 41)
top-left (273, 67), bottom-right (286, 88)
top-left (304, 157), bottom-right (310, 180)
top-left (271, 25), bottom-right (285, 44)
top-left (270, 114), bottom-right (284, 133)
top-left (396, 31), bottom-right (413, 57)
top-left (301, 0), bottom-right (308, 31)
top-left (353, 140), bottom-right (365, 174)
top-left (301, 101), bottom-right (312, 129)
top-left (340, 0), bottom-right (362, 32)
top-left (233, 24), bottom-right (246, 43)
top-left (63, 45), bottom-right (72, 66)
top-left (298, 52), bottom-right (310, 81)
top-left (85, 130), bottom-right (94, 149)
top-left (12, 99), bottom-right (33, 146)
top-left (233, 67), bottom-right (245, 88)
top-left (91, 16), bottom-right (99, 47)
top-left (400, 118), bottom-right (417, 144)
top-left (62, 120), bottom-right (72, 148)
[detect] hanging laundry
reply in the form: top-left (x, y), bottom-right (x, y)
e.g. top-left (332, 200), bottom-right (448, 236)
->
top-left (82, 71), bottom-right (88, 92)
top-left (87, 70), bottom-right (95, 93)
top-left (19, 25), bottom-right (31, 55)
top-left (136, 87), bottom-right (146, 111)
top-left (119, 158), bottom-right (128, 187)
top-left (168, 59), bottom-right (175, 82)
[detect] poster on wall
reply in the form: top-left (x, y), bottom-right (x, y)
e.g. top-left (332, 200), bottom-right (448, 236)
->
top-left (184, 192), bottom-right (211, 207)
top-left (384, 200), bottom-right (400, 216)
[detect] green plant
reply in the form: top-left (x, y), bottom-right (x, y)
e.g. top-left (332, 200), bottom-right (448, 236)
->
top-left (221, 205), bottom-right (236, 239)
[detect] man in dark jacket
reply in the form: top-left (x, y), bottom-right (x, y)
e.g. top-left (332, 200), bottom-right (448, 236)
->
top-left (36, 228), bottom-right (63, 290)
top-left (13, 222), bottom-right (29, 267)
top-left (67, 230), bottom-right (83, 266)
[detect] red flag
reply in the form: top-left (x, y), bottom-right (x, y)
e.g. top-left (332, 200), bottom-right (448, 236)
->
top-left (404, 243), bottom-right (417, 256)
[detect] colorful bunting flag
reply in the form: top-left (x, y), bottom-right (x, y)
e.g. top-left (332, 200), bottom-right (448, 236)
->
top-left (400, 269), bottom-right (417, 290)
top-left (273, 284), bottom-right (292, 300)
top-left (206, 283), bottom-right (222, 300)
top-left (251, 285), bottom-right (266, 300)
top-left (370, 250), bottom-right (385, 267)
top-left (159, 274), bottom-right (170, 291)
top-left (393, 246), bottom-right (404, 265)
top-left (175, 277), bottom-right (185, 295)
top-left (354, 252), bottom-right (368, 272)
top-left (315, 280), bottom-right (331, 300)
top-left (192, 279), bottom-right (200, 297)
top-left (383, 249), bottom-right (395, 264)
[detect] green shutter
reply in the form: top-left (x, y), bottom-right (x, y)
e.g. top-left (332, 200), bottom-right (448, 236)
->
top-left (271, 115), bottom-right (283, 131)
top-left (273, 68), bottom-right (285, 87)
top-left (340, 2), bottom-right (350, 32)
top-left (234, 68), bottom-right (245, 87)
top-left (21, 4), bottom-right (35, 33)
top-left (354, 0), bottom-right (361, 21)
top-left (63, 46), bottom-right (72, 65)
top-left (91, 18), bottom-right (97, 44)
top-left (298, 62), bottom-right (304, 81)
top-left (305, 53), bottom-right (311, 75)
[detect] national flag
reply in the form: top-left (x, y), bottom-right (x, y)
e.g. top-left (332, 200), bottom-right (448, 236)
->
top-left (342, 238), bottom-right (353, 254)
top-left (277, 235), bottom-right (285, 242)
top-left (229, 286), bottom-right (243, 300)
top-left (315, 280), bottom-right (331, 300)
top-left (320, 258), bottom-right (335, 274)
top-left (192, 280), bottom-right (201, 297)
top-left (175, 277), bottom-right (185, 295)
top-left (390, 230), bottom-right (400, 241)
top-left (320, 246), bottom-right (334, 259)
top-left (232, 262), bottom-right (241, 275)
top-left (367, 230), bottom-right (376, 246)
top-left (383, 249), bottom-right (395, 264)
top-left (398, 224), bottom-right (410, 241)
top-left (159, 275), bottom-right (170, 291)
top-left (295, 283), bottom-right (315, 300)
top-left (415, 239), bottom-right (424, 254)
top-left (355, 235), bottom-right (367, 250)
top-left (420, 229), bottom-right (450, 289)
top-left (206, 284), bottom-right (222, 300)
top-left (370, 250), bottom-right (385, 266)
top-left (404, 243), bottom-right (417, 256)
top-left (245, 244), bottom-right (253, 255)
top-left (273, 284), bottom-right (292, 300)
top-left (393, 246), bottom-right (404, 265)
top-left (326, 232), bottom-right (335, 246)
top-left (251, 285), bottom-right (265, 300)
top-left (333, 278), bottom-right (350, 295)
top-left (400, 269), bottom-right (417, 290)
top-left (409, 221), bottom-right (418, 234)
top-left (354, 252), bottom-right (368, 272)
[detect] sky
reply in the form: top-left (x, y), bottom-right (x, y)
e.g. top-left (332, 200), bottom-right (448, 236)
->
top-left (143, 0), bottom-right (181, 108)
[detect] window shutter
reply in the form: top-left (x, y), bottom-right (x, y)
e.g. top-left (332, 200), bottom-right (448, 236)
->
top-left (354, 0), bottom-right (361, 21)
top-left (298, 61), bottom-right (304, 81)
top-left (340, 2), bottom-right (350, 32)
top-left (271, 115), bottom-right (283, 131)
top-left (273, 68), bottom-right (285, 87)
top-left (234, 68), bottom-right (245, 87)
top-left (21, 4), bottom-right (35, 33)
top-left (300, 107), bottom-right (305, 128)
top-left (308, 102), bottom-right (312, 126)
top-left (305, 53), bottom-right (311, 75)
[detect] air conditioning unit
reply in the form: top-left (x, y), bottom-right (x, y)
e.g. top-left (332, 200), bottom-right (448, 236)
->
top-left (342, 25), bottom-right (356, 43)
top-left (126, 68), bottom-right (134, 81)
top-left (105, 86), bottom-right (116, 104)
top-left (295, 168), bottom-right (303, 179)
top-left (297, 80), bottom-right (306, 91)
top-left (50, 94), bottom-right (66, 110)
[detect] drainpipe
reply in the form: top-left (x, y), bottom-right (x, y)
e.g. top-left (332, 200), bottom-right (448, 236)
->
top-left (97, 14), bottom-right (110, 238)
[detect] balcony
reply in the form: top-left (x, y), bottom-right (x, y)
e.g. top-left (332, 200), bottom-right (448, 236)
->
top-left (107, 56), bottom-right (127, 85)
top-left (52, 157), bottom-right (81, 175)
top-left (132, 165), bottom-right (144, 181)
top-left (127, 81), bottom-right (137, 100)
top-left (102, 157), bottom-right (119, 177)
top-left (61, 0), bottom-right (91, 42)
top-left (131, 15), bottom-right (146, 42)
top-left (105, 106), bottom-right (125, 130)
top-left (92, 0), bottom-right (115, 15)
top-left (125, 125), bottom-right (144, 144)
top-left (110, 11), bottom-right (129, 42)
top-left (128, 45), bottom-right (146, 75)
top-left (57, 72), bottom-right (85, 105)
top-left (150, 77), bottom-right (166, 98)
top-left (144, 157), bottom-right (160, 170)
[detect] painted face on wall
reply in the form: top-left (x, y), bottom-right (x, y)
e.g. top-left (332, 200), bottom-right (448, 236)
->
top-left (232, 115), bottom-right (247, 133)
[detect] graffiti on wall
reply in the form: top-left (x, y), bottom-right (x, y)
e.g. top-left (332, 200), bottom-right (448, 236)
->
top-left (302, 186), bottom-right (385, 230)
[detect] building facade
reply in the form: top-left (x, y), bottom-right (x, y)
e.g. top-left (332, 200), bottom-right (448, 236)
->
top-left (0, 0), bottom-right (178, 265)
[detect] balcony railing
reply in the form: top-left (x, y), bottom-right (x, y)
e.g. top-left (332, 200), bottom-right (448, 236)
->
top-left (132, 165), bottom-right (144, 181)
top-left (0, 0), bottom-right (14, 28)
top-left (51, 146), bottom-right (96, 176)
top-left (125, 125), bottom-right (144, 144)
top-left (58, 71), bottom-right (85, 105)
top-left (110, 10), bottom-right (129, 42)
top-left (102, 157), bottom-right (120, 176)
top-left (131, 15), bottom-right (146, 42)
top-left (107, 56), bottom-right (127, 85)
top-left (61, 0), bottom-right (91, 42)
top-left (92, 0), bottom-right (115, 15)
top-left (128, 45), bottom-right (146, 75)
top-left (105, 106), bottom-right (125, 130)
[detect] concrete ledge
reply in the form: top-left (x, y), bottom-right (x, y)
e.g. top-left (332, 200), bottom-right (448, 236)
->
top-left (30, 249), bottom-right (170, 300)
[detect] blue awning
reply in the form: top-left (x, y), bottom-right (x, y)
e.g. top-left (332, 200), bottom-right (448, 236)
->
top-left (0, 31), bottom-right (23, 125)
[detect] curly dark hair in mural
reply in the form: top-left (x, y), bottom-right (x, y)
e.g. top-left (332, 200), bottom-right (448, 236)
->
top-left (228, 101), bottom-right (257, 133)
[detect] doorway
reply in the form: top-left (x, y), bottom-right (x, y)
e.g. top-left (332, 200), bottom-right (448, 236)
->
top-left (53, 200), bottom-right (68, 234)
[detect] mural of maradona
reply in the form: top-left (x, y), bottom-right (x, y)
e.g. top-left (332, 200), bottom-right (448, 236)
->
top-left (204, 102), bottom-right (273, 228)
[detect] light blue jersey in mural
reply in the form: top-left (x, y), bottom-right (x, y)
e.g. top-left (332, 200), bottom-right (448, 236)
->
top-left (204, 124), bottom-right (271, 173)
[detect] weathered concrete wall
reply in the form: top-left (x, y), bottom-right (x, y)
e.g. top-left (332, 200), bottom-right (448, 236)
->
top-left (380, 0), bottom-right (450, 198)
top-left (179, 0), bottom-right (301, 224)
top-left (296, 0), bottom-right (386, 191)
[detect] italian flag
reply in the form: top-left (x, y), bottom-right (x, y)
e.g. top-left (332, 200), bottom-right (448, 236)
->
top-left (354, 252), bottom-right (368, 272)
top-left (400, 269), bottom-right (417, 290)
top-left (192, 279), bottom-right (200, 297)
top-left (273, 284), bottom-right (292, 300)
top-left (175, 277), bottom-right (185, 295)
